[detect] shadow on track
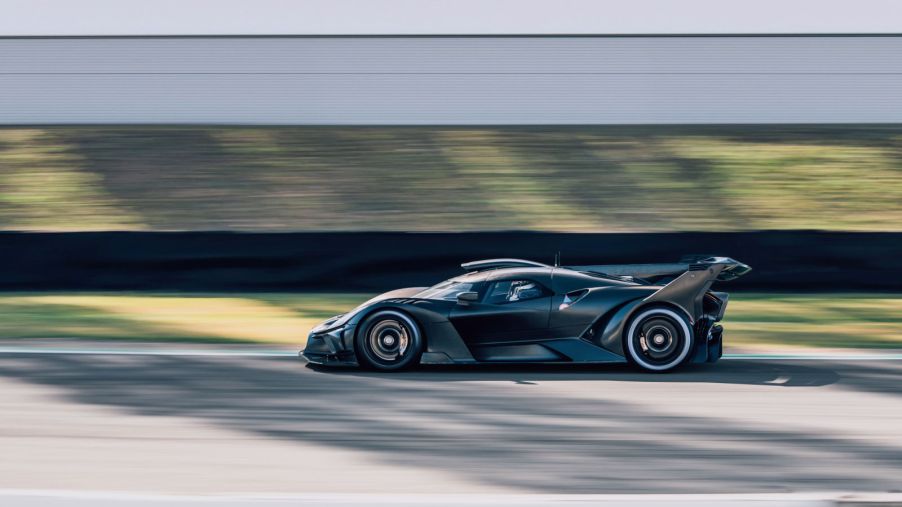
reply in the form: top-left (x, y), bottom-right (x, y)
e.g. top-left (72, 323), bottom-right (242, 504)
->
top-left (306, 360), bottom-right (842, 388)
top-left (0, 353), bottom-right (900, 493)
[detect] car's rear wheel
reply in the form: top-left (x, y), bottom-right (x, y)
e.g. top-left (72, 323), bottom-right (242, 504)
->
top-left (355, 310), bottom-right (424, 371)
top-left (626, 307), bottom-right (693, 372)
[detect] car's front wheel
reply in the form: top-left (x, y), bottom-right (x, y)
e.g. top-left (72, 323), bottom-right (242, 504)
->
top-left (626, 307), bottom-right (693, 372)
top-left (355, 310), bottom-right (424, 371)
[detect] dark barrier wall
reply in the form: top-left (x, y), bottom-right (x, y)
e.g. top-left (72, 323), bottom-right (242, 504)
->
top-left (0, 231), bottom-right (899, 292)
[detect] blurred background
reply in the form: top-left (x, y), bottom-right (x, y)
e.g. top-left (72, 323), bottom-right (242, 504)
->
top-left (0, 26), bottom-right (900, 350)
top-left (1, 3), bottom-right (902, 501)
top-left (0, 124), bottom-right (899, 348)
top-left (2, 125), bottom-right (901, 233)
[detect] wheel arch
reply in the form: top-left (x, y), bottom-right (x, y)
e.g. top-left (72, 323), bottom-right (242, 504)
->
top-left (595, 295), bottom-right (691, 358)
top-left (353, 301), bottom-right (476, 364)
top-left (353, 306), bottom-right (426, 346)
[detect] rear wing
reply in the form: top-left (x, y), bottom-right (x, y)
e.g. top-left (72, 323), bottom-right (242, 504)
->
top-left (568, 256), bottom-right (751, 283)
top-left (569, 257), bottom-right (750, 322)
top-left (687, 256), bottom-right (752, 281)
top-left (643, 257), bottom-right (751, 321)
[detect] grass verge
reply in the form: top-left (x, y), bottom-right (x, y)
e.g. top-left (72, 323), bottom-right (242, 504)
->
top-left (0, 292), bottom-right (898, 349)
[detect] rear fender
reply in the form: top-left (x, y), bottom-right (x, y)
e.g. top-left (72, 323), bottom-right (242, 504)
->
top-left (597, 299), bottom-right (693, 357)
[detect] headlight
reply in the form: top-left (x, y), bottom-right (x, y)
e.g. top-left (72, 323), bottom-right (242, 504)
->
top-left (311, 313), bottom-right (351, 334)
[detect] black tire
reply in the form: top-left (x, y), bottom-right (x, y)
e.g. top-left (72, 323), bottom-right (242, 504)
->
top-left (355, 310), bottom-right (424, 371)
top-left (625, 307), bottom-right (693, 372)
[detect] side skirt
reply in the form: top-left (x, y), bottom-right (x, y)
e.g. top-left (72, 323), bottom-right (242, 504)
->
top-left (470, 338), bottom-right (628, 364)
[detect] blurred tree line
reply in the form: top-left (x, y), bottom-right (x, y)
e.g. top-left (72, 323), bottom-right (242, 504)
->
top-left (0, 126), bottom-right (899, 232)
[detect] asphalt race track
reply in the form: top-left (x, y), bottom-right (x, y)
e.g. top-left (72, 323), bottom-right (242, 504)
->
top-left (1, 348), bottom-right (901, 497)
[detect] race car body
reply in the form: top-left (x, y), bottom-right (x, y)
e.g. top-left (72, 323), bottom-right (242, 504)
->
top-left (302, 256), bottom-right (751, 372)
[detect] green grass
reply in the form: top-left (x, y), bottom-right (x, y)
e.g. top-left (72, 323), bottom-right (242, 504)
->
top-left (724, 293), bottom-right (902, 349)
top-left (0, 293), bottom-right (364, 345)
top-left (0, 292), bottom-right (898, 349)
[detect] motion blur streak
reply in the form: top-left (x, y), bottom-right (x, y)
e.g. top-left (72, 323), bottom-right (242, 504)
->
top-left (0, 491), bottom-right (880, 507)
top-left (0, 354), bottom-right (900, 494)
top-left (3, 345), bottom-right (902, 361)
top-left (0, 126), bottom-right (900, 232)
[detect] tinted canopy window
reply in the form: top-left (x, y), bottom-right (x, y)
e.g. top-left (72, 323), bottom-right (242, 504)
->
top-left (486, 280), bottom-right (547, 304)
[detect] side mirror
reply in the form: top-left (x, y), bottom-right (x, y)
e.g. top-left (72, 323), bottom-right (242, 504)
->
top-left (456, 291), bottom-right (479, 305)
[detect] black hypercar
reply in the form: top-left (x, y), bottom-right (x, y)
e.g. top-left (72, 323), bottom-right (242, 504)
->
top-left (302, 256), bottom-right (751, 372)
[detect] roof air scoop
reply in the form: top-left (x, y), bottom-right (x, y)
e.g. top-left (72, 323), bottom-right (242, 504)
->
top-left (460, 258), bottom-right (550, 272)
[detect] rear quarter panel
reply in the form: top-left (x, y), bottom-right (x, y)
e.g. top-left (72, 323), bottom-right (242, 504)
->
top-left (549, 286), bottom-right (656, 342)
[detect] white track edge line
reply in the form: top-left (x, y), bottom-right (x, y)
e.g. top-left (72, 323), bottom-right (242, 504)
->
top-left (1, 347), bottom-right (901, 360)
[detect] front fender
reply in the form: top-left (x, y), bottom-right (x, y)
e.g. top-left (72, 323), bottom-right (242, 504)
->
top-left (340, 298), bottom-right (476, 364)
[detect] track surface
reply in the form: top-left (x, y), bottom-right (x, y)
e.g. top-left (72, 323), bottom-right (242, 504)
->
top-left (1, 350), bottom-right (901, 495)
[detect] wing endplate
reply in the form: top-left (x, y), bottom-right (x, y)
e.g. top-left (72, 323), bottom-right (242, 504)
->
top-left (644, 257), bottom-right (750, 322)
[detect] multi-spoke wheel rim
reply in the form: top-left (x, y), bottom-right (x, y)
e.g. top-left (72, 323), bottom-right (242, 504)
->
top-left (637, 318), bottom-right (681, 364)
top-left (366, 319), bottom-right (411, 363)
top-left (627, 308), bottom-right (692, 371)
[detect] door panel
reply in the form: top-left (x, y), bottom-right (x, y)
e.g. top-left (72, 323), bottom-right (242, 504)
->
top-left (450, 295), bottom-right (551, 344)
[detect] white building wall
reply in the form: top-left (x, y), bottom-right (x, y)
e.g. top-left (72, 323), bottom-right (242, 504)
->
top-left (2, 36), bottom-right (901, 124)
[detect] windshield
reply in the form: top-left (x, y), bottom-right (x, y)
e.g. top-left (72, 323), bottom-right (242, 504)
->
top-left (415, 280), bottom-right (477, 301)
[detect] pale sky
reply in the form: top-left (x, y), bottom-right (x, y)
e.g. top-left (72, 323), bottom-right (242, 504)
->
top-left (2, 0), bottom-right (902, 36)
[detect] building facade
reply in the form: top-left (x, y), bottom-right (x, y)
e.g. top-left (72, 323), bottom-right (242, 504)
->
top-left (2, 35), bottom-right (901, 124)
